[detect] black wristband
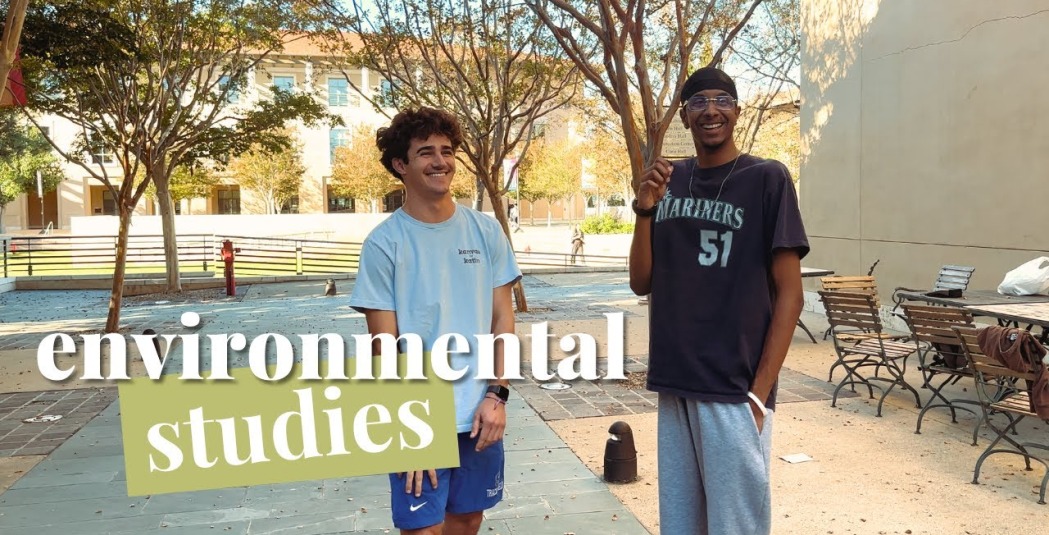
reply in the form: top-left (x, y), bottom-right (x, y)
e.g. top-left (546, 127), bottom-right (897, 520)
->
top-left (486, 385), bottom-right (510, 402)
top-left (632, 199), bottom-right (657, 217)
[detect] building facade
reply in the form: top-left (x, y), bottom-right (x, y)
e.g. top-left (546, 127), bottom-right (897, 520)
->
top-left (3, 39), bottom-right (395, 232)
top-left (800, 0), bottom-right (1049, 295)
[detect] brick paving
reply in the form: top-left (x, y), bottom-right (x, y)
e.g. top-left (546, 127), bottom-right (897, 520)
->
top-left (0, 388), bottom-right (118, 457)
top-left (515, 357), bottom-right (857, 421)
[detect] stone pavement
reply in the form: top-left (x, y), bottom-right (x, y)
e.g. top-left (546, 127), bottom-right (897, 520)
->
top-left (0, 272), bottom-right (655, 534)
top-left (8, 271), bottom-right (1045, 534)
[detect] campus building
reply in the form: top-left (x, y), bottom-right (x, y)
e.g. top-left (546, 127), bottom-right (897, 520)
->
top-left (800, 0), bottom-right (1048, 294)
top-left (2, 37), bottom-right (587, 235)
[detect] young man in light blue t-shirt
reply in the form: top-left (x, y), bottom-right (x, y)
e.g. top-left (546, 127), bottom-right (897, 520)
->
top-left (349, 107), bottom-right (521, 535)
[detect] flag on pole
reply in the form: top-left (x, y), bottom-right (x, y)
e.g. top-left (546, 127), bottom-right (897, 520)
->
top-left (36, 170), bottom-right (43, 198)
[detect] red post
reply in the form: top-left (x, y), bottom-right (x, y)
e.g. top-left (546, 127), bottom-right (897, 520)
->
top-left (221, 239), bottom-right (238, 296)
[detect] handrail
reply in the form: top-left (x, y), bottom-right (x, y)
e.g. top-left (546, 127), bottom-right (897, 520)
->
top-left (0, 234), bottom-right (627, 278)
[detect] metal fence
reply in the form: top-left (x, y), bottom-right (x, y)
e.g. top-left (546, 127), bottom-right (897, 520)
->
top-left (512, 250), bottom-right (628, 269)
top-left (0, 234), bottom-right (625, 278)
top-left (1, 234), bottom-right (214, 277)
top-left (217, 235), bottom-right (362, 276)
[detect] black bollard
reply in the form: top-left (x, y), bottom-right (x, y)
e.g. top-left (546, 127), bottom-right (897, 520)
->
top-left (603, 421), bottom-right (637, 483)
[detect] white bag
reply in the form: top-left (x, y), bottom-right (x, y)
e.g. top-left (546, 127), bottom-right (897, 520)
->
top-left (998, 257), bottom-right (1049, 296)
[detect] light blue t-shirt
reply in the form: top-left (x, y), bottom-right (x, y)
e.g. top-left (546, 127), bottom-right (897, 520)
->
top-left (349, 205), bottom-right (522, 432)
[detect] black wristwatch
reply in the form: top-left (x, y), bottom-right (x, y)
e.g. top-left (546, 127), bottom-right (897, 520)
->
top-left (486, 384), bottom-right (510, 402)
top-left (632, 199), bottom-right (658, 217)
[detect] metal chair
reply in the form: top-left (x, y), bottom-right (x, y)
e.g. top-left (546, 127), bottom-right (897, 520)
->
top-left (820, 290), bottom-right (920, 416)
top-left (901, 304), bottom-right (981, 439)
top-left (892, 265), bottom-right (976, 311)
top-left (953, 326), bottom-right (1049, 504)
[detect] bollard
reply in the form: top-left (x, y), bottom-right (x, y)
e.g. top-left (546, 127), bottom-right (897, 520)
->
top-left (603, 421), bottom-right (637, 483)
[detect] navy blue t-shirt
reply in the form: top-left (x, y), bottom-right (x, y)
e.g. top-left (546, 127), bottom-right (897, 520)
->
top-left (646, 154), bottom-right (809, 410)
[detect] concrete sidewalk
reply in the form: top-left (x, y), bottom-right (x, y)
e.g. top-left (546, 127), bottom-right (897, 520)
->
top-left (0, 273), bottom-right (648, 534)
top-left (3, 272), bottom-right (1049, 534)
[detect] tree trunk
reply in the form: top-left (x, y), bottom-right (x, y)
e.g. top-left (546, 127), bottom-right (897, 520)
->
top-left (528, 201), bottom-right (535, 225)
top-left (0, 0), bottom-right (30, 101)
top-left (153, 165), bottom-right (182, 293)
top-left (485, 190), bottom-right (527, 312)
top-left (0, 204), bottom-right (6, 234)
top-left (473, 182), bottom-right (484, 211)
top-left (105, 205), bottom-right (133, 333)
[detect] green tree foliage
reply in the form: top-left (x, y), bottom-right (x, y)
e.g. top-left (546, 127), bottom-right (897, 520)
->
top-left (580, 213), bottom-right (633, 235)
top-left (144, 162), bottom-right (221, 207)
top-left (229, 139), bottom-right (306, 215)
top-left (582, 125), bottom-right (633, 213)
top-left (519, 136), bottom-right (580, 225)
top-left (329, 125), bottom-right (402, 213)
top-left (0, 110), bottom-right (65, 232)
top-left (18, 0), bottom-right (337, 331)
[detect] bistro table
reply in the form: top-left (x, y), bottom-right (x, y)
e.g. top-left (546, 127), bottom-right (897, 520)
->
top-left (896, 289), bottom-right (1049, 344)
top-left (965, 301), bottom-right (1049, 344)
top-left (798, 267), bottom-right (835, 343)
top-left (894, 289), bottom-right (1049, 308)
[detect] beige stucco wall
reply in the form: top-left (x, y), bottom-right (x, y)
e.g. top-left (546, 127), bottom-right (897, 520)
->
top-left (801, 0), bottom-right (1049, 297)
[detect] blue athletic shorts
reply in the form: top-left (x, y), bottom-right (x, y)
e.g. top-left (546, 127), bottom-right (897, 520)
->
top-left (389, 432), bottom-right (504, 530)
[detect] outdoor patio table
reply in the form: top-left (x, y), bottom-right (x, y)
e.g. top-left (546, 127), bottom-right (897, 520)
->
top-left (964, 301), bottom-right (1049, 345)
top-left (797, 267), bottom-right (835, 343)
top-left (894, 289), bottom-right (1049, 308)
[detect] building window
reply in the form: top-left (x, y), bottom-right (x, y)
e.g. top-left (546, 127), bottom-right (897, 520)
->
top-left (272, 75), bottom-right (295, 92)
top-left (329, 128), bottom-right (350, 164)
top-left (88, 134), bottom-right (114, 165)
top-left (279, 195), bottom-right (299, 214)
top-left (383, 188), bottom-right (405, 212)
top-left (327, 186), bottom-right (355, 213)
top-left (216, 186), bottom-right (241, 214)
top-left (378, 79), bottom-right (394, 99)
top-left (219, 75), bottom-right (240, 104)
top-left (101, 189), bottom-right (118, 215)
top-left (328, 77), bottom-right (349, 107)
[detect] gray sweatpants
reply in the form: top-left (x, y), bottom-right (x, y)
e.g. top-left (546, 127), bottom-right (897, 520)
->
top-left (657, 393), bottom-right (774, 535)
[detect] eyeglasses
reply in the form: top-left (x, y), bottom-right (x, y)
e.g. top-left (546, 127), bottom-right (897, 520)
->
top-left (686, 95), bottom-right (737, 112)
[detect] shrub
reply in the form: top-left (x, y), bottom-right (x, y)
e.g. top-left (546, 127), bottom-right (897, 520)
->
top-left (580, 213), bottom-right (634, 234)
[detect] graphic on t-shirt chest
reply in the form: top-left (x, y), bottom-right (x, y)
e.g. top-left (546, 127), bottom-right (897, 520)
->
top-left (458, 247), bottom-right (482, 265)
top-left (654, 190), bottom-right (747, 269)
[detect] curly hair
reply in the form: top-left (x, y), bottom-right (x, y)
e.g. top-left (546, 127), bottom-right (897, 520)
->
top-left (375, 107), bottom-right (465, 180)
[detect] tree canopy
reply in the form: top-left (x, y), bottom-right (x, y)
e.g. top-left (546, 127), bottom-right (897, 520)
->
top-left (229, 138), bottom-right (306, 215)
top-left (0, 110), bottom-right (65, 232)
top-left (17, 0), bottom-right (337, 330)
top-left (319, 0), bottom-right (584, 310)
top-left (526, 0), bottom-right (763, 189)
top-left (329, 124), bottom-right (402, 213)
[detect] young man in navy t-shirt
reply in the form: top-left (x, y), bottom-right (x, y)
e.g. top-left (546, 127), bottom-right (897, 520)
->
top-left (629, 67), bottom-right (809, 534)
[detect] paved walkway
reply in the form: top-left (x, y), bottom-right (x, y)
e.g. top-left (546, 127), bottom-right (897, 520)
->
top-left (0, 272), bottom-right (653, 534)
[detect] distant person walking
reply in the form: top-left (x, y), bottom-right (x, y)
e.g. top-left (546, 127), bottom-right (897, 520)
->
top-left (508, 203), bottom-right (521, 232)
top-left (570, 225), bottom-right (585, 265)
